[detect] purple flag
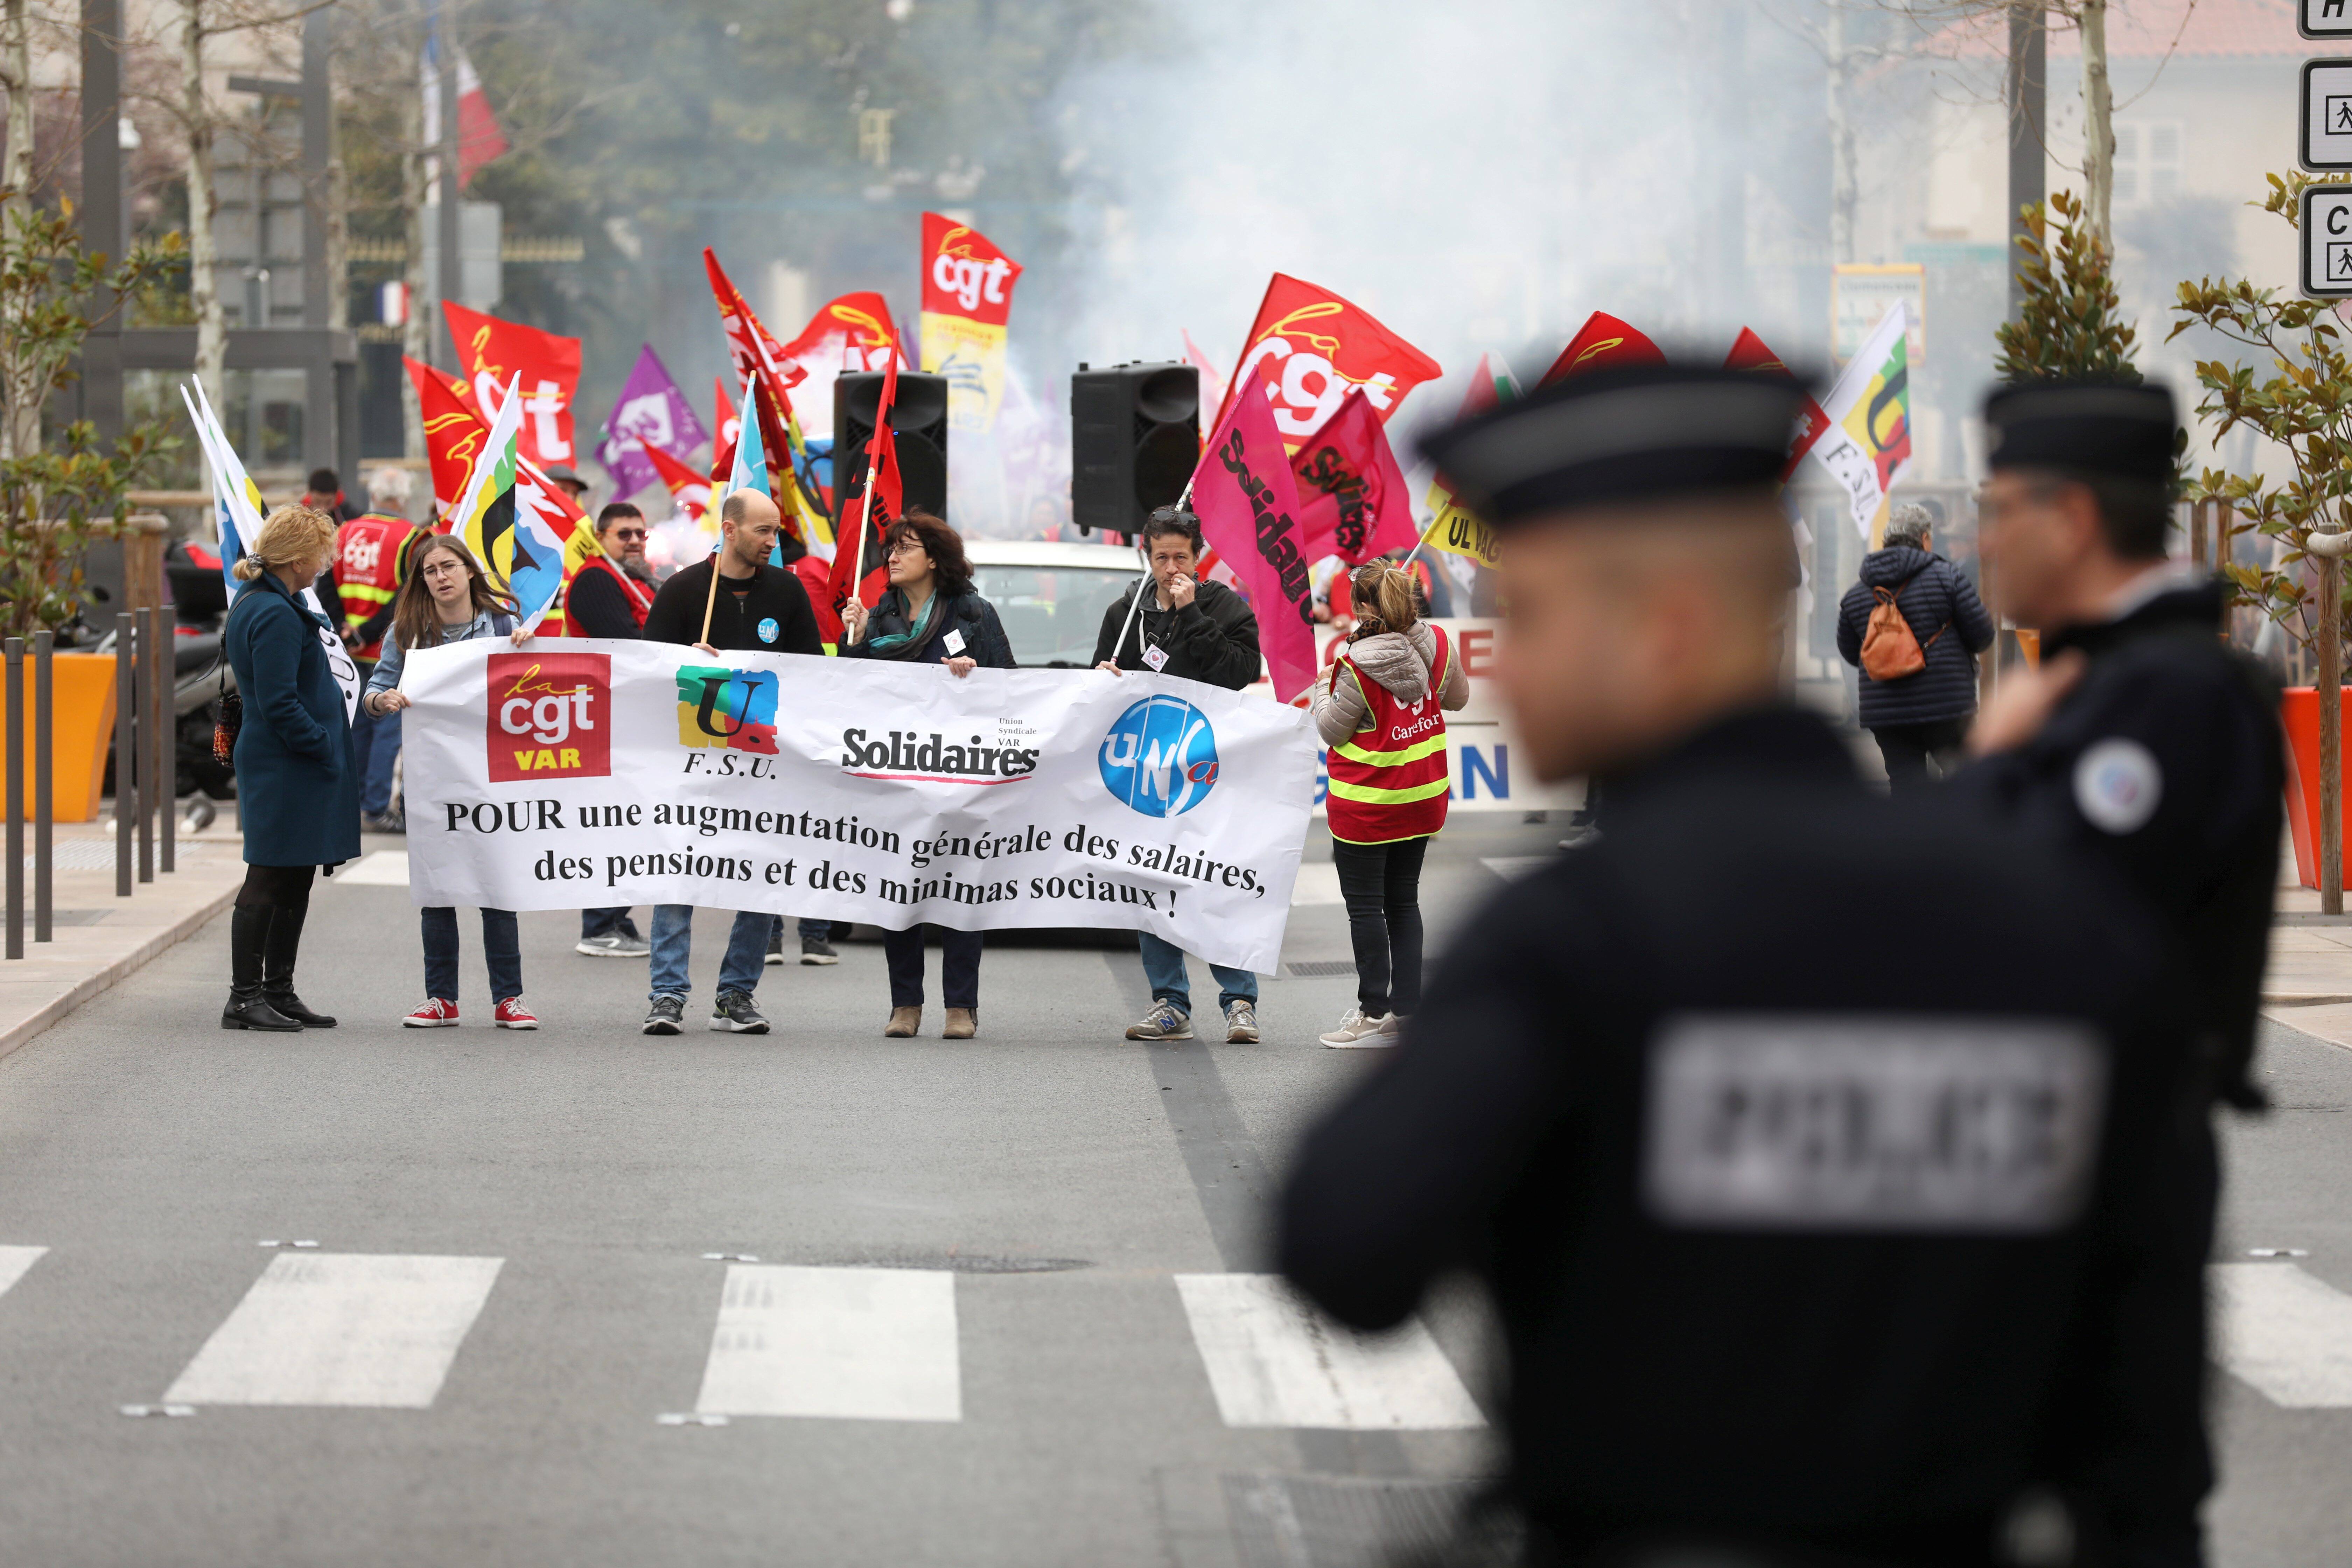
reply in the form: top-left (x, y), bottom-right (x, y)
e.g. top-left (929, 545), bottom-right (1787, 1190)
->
top-left (595, 344), bottom-right (709, 500)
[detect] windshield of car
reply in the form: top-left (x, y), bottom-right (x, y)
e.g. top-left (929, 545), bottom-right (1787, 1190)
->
top-left (971, 565), bottom-right (1142, 667)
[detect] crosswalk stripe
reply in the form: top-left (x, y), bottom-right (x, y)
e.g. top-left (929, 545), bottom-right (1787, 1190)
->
top-left (0, 1245), bottom-right (46, 1300)
top-left (2214, 1261), bottom-right (2352, 1408)
top-left (693, 1264), bottom-right (960, 1422)
top-left (163, 1253), bottom-right (504, 1408)
top-left (1174, 1272), bottom-right (1484, 1430)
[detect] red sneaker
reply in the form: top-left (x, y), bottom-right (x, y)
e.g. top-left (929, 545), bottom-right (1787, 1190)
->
top-left (493, 997), bottom-right (539, 1030)
top-left (403, 997), bottom-right (459, 1028)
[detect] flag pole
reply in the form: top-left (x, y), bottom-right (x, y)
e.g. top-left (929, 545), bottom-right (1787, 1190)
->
top-left (1107, 538), bottom-right (1151, 667)
top-left (699, 533), bottom-right (724, 646)
top-left (845, 442), bottom-right (883, 646)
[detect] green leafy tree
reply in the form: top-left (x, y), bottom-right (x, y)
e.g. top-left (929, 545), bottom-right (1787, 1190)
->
top-left (1995, 189), bottom-right (2143, 384)
top-left (0, 193), bottom-right (185, 640)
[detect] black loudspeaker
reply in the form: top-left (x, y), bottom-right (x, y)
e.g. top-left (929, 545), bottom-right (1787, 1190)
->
top-left (834, 371), bottom-right (950, 520)
top-left (1071, 361), bottom-right (1199, 535)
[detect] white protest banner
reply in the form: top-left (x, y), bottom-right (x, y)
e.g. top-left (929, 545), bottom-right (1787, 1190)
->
top-left (397, 641), bottom-right (1318, 973)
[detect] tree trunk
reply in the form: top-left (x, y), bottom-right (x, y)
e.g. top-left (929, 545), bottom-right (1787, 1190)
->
top-left (2080, 0), bottom-right (2114, 245)
top-left (1825, 1), bottom-right (1856, 266)
top-left (1, 0), bottom-right (36, 462)
top-left (2324, 552), bottom-right (2343, 916)
top-left (399, 94), bottom-right (427, 463)
top-left (181, 0), bottom-right (223, 410)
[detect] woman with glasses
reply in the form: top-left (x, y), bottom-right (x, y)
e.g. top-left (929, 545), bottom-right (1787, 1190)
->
top-left (841, 507), bottom-right (1017, 1040)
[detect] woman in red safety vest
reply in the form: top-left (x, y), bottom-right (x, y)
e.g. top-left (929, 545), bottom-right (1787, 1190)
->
top-left (1309, 561), bottom-right (1469, 1049)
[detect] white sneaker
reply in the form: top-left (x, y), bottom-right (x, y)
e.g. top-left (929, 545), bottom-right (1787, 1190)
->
top-left (1319, 1006), bottom-right (1396, 1048)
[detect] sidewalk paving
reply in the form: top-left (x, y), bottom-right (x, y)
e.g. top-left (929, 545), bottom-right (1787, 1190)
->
top-left (0, 819), bottom-right (247, 1063)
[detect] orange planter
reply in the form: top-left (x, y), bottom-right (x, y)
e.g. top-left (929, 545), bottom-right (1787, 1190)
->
top-left (2280, 686), bottom-right (2352, 890)
top-left (0, 652), bottom-right (120, 822)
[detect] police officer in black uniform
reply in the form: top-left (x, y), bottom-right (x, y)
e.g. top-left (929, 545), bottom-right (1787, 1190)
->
top-left (1959, 380), bottom-right (2282, 1112)
top-left (1277, 365), bottom-right (2211, 1568)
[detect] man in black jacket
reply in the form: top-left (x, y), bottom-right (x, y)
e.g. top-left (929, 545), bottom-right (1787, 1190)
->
top-left (1960, 381), bottom-right (2280, 1113)
top-left (1835, 502), bottom-right (1996, 791)
top-left (638, 489), bottom-right (825, 1037)
top-left (571, 503), bottom-right (658, 960)
top-left (1281, 364), bottom-right (2210, 1567)
top-left (1092, 507), bottom-right (1267, 1044)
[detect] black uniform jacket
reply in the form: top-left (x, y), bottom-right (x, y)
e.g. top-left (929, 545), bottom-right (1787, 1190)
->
top-left (1089, 578), bottom-right (1260, 691)
top-left (1958, 577), bottom-right (2281, 1108)
top-left (1280, 708), bottom-right (2208, 1567)
top-left (643, 558), bottom-right (825, 656)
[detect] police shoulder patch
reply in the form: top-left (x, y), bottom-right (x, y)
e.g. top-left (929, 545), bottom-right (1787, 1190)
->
top-left (2072, 737), bottom-right (2162, 834)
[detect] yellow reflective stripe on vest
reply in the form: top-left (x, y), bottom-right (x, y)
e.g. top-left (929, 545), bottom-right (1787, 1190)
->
top-left (341, 584), bottom-right (396, 606)
top-left (1325, 774), bottom-right (1450, 805)
top-left (1330, 731), bottom-right (1447, 768)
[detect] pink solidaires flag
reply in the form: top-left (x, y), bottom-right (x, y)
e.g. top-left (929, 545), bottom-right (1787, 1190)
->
top-left (1192, 378), bottom-right (1318, 704)
top-left (1289, 388), bottom-right (1418, 566)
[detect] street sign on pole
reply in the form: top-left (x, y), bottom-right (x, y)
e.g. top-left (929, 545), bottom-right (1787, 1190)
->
top-left (2304, 59), bottom-right (2352, 170)
top-left (2299, 182), bottom-right (2352, 297)
top-left (2305, 0), bottom-right (2352, 41)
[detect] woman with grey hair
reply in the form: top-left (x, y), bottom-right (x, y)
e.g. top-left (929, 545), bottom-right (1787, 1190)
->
top-left (1834, 502), bottom-right (1996, 791)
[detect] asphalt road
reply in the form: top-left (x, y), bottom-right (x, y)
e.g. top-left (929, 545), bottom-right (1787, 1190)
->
top-left (0, 811), bottom-right (2342, 1567)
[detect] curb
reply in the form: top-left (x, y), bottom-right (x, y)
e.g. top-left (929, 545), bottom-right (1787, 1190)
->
top-left (0, 884), bottom-right (240, 1065)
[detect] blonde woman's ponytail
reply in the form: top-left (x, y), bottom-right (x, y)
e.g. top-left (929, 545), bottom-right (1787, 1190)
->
top-left (234, 505), bottom-right (338, 586)
top-left (1350, 561), bottom-right (1421, 636)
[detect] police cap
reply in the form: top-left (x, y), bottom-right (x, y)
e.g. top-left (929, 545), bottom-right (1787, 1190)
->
top-left (1982, 380), bottom-right (2174, 485)
top-left (1419, 363), bottom-right (1808, 525)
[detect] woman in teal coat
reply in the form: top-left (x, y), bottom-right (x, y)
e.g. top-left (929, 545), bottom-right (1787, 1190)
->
top-left (220, 503), bottom-right (361, 1030)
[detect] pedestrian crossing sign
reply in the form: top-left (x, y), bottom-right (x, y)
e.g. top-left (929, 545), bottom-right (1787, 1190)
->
top-left (2300, 184), bottom-right (2352, 298)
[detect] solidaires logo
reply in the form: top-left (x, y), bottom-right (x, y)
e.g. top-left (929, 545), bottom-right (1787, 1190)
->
top-left (1099, 695), bottom-right (1218, 818)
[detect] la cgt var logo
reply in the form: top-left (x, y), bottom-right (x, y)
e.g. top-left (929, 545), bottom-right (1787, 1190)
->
top-left (486, 652), bottom-right (611, 781)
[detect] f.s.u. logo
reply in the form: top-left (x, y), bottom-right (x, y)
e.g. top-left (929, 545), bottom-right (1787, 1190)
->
top-left (1099, 695), bottom-right (1218, 818)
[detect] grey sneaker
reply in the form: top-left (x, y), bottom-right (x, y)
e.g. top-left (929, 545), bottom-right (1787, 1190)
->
top-left (1125, 1000), bottom-right (1194, 1041)
top-left (1224, 1001), bottom-right (1261, 1043)
top-left (642, 994), bottom-right (686, 1036)
top-left (361, 809), bottom-right (406, 834)
top-left (710, 989), bottom-right (770, 1034)
top-left (799, 937), bottom-right (840, 965)
top-left (765, 925), bottom-right (786, 965)
top-left (577, 930), bottom-right (652, 958)
top-left (1320, 1005), bottom-right (1396, 1049)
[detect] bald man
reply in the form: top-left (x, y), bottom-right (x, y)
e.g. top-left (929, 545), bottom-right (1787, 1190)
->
top-left (638, 489), bottom-right (824, 1037)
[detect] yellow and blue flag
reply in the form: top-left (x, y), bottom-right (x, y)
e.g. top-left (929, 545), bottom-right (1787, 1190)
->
top-left (447, 372), bottom-right (569, 633)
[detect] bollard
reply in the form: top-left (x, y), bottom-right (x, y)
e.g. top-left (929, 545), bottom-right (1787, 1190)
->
top-left (115, 612), bottom-right (133, 897)
top-left (5, 637), bottom-right (20, 960)
top-left (134, 606), bottom-right (154, 884)
top-left (152, 600), bottom-right (173, 874)
top-left (33, 630), bottom-right (51, 943)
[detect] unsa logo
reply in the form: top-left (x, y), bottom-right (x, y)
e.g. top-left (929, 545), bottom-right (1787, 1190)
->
top-left (1099, 695), bottom-right (1218, 818)
top-left (486, 652), bottom-right (611, 782)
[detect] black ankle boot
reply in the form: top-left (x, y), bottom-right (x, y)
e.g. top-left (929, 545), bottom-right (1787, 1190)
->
top-left (224, 907), bottom-right (303, 1031)
top-left (261, 904), bottom-right (335, 1028)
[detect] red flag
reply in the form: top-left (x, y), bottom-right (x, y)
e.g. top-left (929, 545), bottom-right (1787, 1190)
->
top-left (1225, 273), bottom-right (1441, 443)
top-left (1289, 390), bottom-right (1419, 566)
top-left (440, 302), bottom-right (582, 468)
top-left (780, 291), bottom-right (904, 439)
top-left (711, 378), bottom-right (741, 475)
top-left (1538, 311), bottom-right (1666, 387)
top-left (646, 442), bottom-right (713, 525)
top-left (703, 249), bottom-right (806, 493)
top-left (1192, 378), bottom-right (1318, 703)
top-left (1723, 326), bottom-right (1833, 481)
top-left (822, 353), bottom-right (902, 644)
top-left (404, 355), bottom-right (491, 517)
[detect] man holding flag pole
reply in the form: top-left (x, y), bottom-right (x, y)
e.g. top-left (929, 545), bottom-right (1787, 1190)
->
top-left (638, 421), bottom-right (826, 1034)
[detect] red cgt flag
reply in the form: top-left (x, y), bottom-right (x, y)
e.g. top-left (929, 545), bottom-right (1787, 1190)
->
top-left (822, 352), bottom-right (903, 645)
top-left (1723, 326), bottom-right (1833, 480)
top-left (1538, 311), bottom-right (1666, 387)
top-left (646, 442), bottom-right (713, 526)
top-left (1225, 273), bottom-right (1441, 444)
top-left (1289, 389), bottom-right (1420, 566)
top-left (441, 302), bottom-right (582, 469)
top-left (703, 249), bottom-right (806, 494)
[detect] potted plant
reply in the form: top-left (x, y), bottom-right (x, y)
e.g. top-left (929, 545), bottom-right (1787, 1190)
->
top-left (2172, 173), bottom-right (2352, 903)
top-left (0, 189), bottom-right (183, 820)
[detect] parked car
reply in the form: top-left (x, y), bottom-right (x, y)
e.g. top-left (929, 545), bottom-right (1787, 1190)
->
top-left (964, 540), bottom-right (1146, 668)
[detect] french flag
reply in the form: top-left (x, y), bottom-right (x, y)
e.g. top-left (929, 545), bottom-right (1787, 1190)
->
top-left (420, 28), bottom-right (509, 191)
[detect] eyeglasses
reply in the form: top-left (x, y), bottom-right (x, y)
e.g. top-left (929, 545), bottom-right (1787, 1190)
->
top-left (609, 528), bottom-right (648, 542)
top-left (885, 539), bottom-right (926, 558)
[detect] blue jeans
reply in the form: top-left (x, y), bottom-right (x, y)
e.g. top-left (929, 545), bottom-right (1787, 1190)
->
top-left (422, 906), bottom-right (520, 1001)
top-left (351, 670), bottom-right (401, 815)
top-left (582, 908), bottom-right (640, 939)
top-left (1136, 931), bottom-right (1257, 1016)
top-left (650, 906), bottom-right (773, 1001)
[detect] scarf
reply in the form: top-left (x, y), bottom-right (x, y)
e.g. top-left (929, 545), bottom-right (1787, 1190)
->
top-left (861, 589), bottom-right (945, 661)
